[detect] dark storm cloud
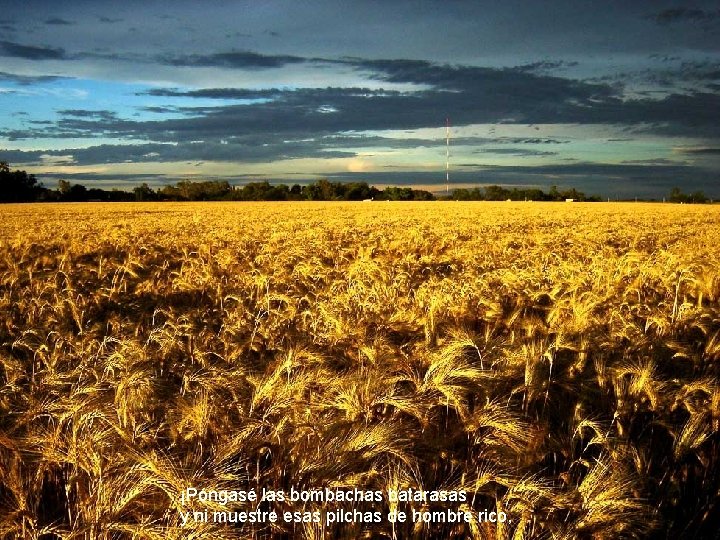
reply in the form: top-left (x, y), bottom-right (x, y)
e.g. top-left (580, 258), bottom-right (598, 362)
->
top-left (484, 162), bottom-right (700, 178)
top-left (0, 71), bottom-right (66, 84)
top-left (5, 56), bottom-right (719, 144)
top-left (318, 134), bottom-right (568, 149)
top-left (0, 18), bottom-right (17, 32)
top-left (678, 147), bottom-right (720, 155)
top-left (518, 138), bottom-right (569, 144)
top-left (621, 59), bottom-right (720, 91)
top-left (127, 63), bottom-right (621, 139)
top-left (655, 8), bottom-right (720, 24)
top-left (349, 58), bottom-right (619, 102)
top-left (98, 16), bottom-right (123, 24)
top-left (0, 40), bottom-right (65, 60)
top-left (1, 137), bottom-right (356, 166)
top-left (141, 106), bottom-right (180, 114)
top-left (143, 87), bottom-right (285, 100)
top-left (130, 64), bottom-right (720, 138)
top-left (620, 158), bottom-right (685, 165)
top-left (159, 50), bottom-right (306, 69)
top-left (680, 62), bottom-right (720, 81)
top-left (474, 148), bottom-right (557, 157)
top-left (58, 109), bottom-right (118, 121)
top-left (72, 50), bottom-right (147, 63)
top-left (649, 54), bottom-right (682, 62)
top-left (318, 134), bottom-right (438, 149)
top-left (44, 17), bottom-right (74, 26)
top-left (598, 91), bottom-right (720, 124)
top-left (512, 61), bottom-right (579, 72)
top-left (1, 132), bottom-right (573, 168)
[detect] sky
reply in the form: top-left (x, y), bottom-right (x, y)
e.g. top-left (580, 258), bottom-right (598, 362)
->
top-left (1, 0), bottom-right (719, 198)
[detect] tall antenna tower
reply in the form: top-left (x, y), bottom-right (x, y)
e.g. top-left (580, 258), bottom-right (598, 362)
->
top-left (445, 117), bottom-right (450, 193)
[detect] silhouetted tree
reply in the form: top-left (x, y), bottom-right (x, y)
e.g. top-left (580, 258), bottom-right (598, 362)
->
top-left (669, 187), bottom-right (686, 203)
top-left (344, 182), bottom-right (378, 200)
top-left (68, 183), bottom-right (88, 201)
top-left (0, 161), bottom-right (44, 202)
top-left (381, 186), bottom-right (414, 200)
top-left (289, 184), bottom-right (303, 199)
top-left (668, 187), bottom-right (707, 204)
top-left (134, 183), bottom-right (156, 201)
top-left (412, 189), bottom-right (435, 201)
top-left (689, 191), bottom-right (707, 203)
top-left (484, 185), bottom-right (507, 201)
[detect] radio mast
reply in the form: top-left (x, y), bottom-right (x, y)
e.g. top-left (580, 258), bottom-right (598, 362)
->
top-left (445, 117), bottom-right (450, 193)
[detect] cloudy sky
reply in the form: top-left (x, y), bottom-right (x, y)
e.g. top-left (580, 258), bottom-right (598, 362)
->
top-left (1, 0), bottom-right (719, 197)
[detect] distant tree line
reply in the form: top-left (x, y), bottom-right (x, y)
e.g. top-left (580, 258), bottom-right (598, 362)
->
top-left (2, 161), bottom-right (711, 204)
top-left (0, 162), bottom-right (436, 202)
top-left (450, 184), bottom-right (600, 201)
top-left (149, 179), bottom-right (435, 202)
top-left (0, 162), bottom-right (595, 203)
top-left (667, 187), bottom-right (709, 204)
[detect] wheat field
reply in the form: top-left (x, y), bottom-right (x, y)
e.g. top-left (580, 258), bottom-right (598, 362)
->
top-left (1, 201), bottom-right (719, 539)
